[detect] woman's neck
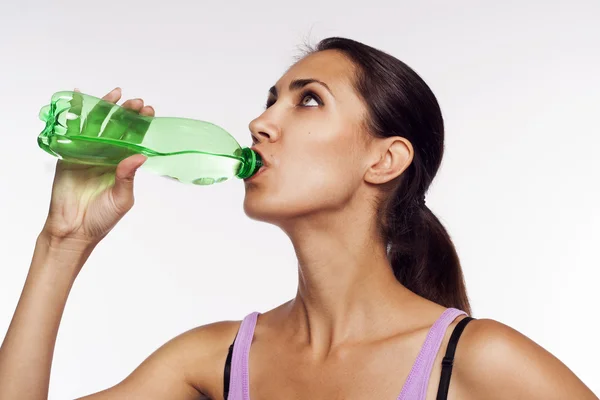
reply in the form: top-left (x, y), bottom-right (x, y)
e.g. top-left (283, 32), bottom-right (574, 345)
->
top-left (279, 211), bottom-right (416, 359)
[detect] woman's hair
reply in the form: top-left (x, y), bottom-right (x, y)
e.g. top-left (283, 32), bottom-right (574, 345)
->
top-left (303, 37), bottom-right (472, 315)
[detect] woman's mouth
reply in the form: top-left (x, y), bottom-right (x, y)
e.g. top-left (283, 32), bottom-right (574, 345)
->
top-left (244, 165), bottom-right (268, 182)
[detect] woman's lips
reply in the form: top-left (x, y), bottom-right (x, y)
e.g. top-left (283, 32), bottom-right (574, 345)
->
top-left (244, 165), bottom-right (268, 182)
top-left (251, 147), bottom-right (270, 168)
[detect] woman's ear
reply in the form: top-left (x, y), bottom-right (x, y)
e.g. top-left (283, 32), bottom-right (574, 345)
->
top-left (364, 136), bottom-right (414, 185)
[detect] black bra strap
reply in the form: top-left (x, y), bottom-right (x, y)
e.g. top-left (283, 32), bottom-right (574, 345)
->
top-left (436, 316), bottom-right (475, 400)
top-left (223, 339), bottom-right (236, 400)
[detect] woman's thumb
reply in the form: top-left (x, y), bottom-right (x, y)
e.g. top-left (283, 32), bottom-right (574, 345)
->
top-left (111, 154), bottom-right (147, 212)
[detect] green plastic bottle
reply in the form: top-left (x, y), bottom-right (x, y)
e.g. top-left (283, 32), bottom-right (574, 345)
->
top-left (37, 90), bottom-right (263, 185)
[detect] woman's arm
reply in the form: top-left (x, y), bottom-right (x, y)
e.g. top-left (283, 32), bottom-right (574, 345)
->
top-left (0, 233), bottom-right (237, 400)
top-left (0, 234), bottom-right (201, 399)
top-left (0, 234), bottom-right (93, 399)
top-left (454, 318), bottom-right (598, 399)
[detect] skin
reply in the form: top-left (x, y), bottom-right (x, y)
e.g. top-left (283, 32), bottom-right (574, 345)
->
top-left (0, 50), bottom-right (597, 400)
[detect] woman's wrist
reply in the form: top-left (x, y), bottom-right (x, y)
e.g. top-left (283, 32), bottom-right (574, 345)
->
top-left (38, 227), bottom-right (97, 252)
top-left (33, 231), bottom-right (96, 278)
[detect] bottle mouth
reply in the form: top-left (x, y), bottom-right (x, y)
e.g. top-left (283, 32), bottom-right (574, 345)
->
top-left (236, 147), bottom-right (264, 179)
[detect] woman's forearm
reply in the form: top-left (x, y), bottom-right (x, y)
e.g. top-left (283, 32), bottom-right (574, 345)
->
top-left (0, 233), bottom-right (94, 400)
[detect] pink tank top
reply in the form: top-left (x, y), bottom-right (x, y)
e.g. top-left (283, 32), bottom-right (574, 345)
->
top-left (227, 307), bottom-right (467, 400)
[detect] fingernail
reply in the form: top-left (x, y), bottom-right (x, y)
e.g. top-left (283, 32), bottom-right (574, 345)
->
top-left (74, 87), bottom-right (80, 92)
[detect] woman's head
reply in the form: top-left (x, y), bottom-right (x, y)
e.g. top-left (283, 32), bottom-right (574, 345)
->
top-left (243, 48), bottom-right (389, 222)
top-left (244, 37), bottom-right (470, 314)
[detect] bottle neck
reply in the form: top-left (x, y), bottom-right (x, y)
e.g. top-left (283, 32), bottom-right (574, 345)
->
top-left (236, 147), bottom-right (263, 179)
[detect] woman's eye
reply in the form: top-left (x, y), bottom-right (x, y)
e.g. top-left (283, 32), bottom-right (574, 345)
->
top-left (301, 93), bottom-right (320, 107)
top-left (264, 92), bottom-right (322, 110)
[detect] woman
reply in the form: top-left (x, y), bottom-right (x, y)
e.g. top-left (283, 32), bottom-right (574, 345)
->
top-left (0, 37), bottom-right (596, 400)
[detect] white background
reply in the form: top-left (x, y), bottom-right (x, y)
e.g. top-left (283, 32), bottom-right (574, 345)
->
top-left (1, 0), bottom-right (598, 397)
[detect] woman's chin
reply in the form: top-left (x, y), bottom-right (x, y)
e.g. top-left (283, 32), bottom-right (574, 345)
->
top-left (243, 197), bottom-right (272, 221)
top-left (243, 197), bottom-right (299, 224)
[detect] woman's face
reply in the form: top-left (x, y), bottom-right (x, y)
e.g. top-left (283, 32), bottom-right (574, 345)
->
top-left (243, 50), bottom-right (373, 224)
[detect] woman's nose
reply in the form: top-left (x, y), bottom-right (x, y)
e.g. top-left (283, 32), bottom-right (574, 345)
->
top-left (248, 115), bottom-right (280, 144)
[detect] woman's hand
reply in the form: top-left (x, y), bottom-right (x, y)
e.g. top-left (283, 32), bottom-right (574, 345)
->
top-left (41, 87), bottom-right (155, 249)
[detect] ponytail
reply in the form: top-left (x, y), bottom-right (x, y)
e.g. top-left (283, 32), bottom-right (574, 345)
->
top-left (386, 200), bottom-right (471, 315)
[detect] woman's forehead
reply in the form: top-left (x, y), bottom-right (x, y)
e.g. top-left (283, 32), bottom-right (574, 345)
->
top-left (276, 50), bottom-right (356, 92)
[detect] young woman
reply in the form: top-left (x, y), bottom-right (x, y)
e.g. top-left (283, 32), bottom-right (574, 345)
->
top-left (0, 37), bottom-right (596, 400)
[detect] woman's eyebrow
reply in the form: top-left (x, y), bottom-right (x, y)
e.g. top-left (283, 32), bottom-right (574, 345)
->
top-left (268, 78), bottom-right (335, 98)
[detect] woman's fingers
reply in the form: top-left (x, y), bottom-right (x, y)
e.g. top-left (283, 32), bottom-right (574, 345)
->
top-left (71, 87), bottom-right (155, 153)
top-left (140, 105), bottom-right (155, 117)
top-left (121, 98), bottom-right (144, 111)
top-left (120, 104), bottom-right (155, 144)
top-left (83, 88), bottom-right (123, 137)
top-left (102, 87), bottom-right (122, 103)
top-left (102, 98), bottom-right (145, 140)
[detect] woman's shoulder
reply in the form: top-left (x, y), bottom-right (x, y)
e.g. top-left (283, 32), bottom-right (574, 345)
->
top-left (159, 318), bottom-right (244, 399)
top-left (81, 317), bottom-right (245, 399)
top-left (450, 318), bottom-right (597, 399)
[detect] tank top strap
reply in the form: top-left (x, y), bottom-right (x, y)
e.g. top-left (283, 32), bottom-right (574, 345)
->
top-left (228, 311), bottom-right (260, 400)
top-left (397, 307), bottom-right (467, 400)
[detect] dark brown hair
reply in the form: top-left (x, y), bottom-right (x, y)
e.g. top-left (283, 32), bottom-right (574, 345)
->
top-left (304, 37), bottom-right (472, 315)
